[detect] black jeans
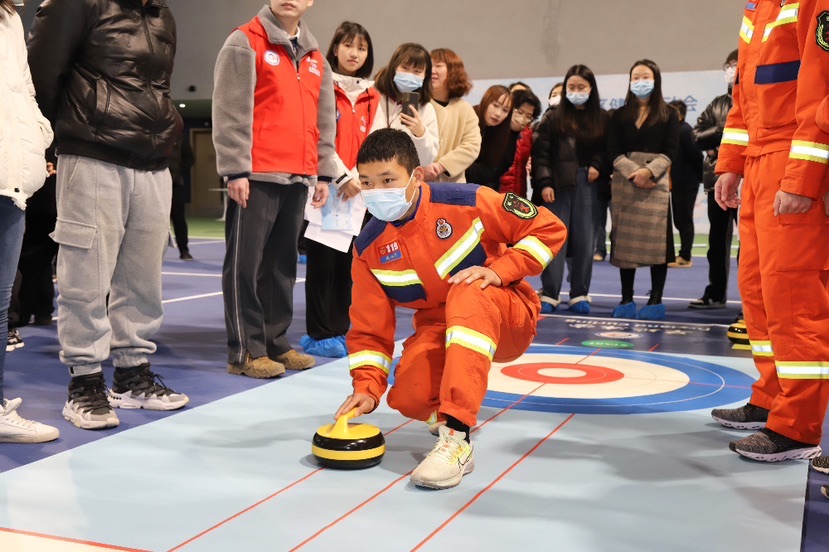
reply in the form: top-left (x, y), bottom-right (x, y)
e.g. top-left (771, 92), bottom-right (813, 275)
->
top-left (703, 192), bottom-right (738, 301)
top-left (671, 185), bottom-right (698, 260)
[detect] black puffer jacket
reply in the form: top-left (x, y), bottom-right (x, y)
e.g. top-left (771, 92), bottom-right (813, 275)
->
top-left (28, 0), bottom-right (182, 171)
top-left (693, 92), bottom-right (732, 189)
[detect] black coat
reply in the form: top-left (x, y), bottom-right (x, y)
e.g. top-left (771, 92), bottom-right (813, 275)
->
top-left (531, 109), bottom-right (609, 204)
top-left (693, 92), bottom-right (733, 189)
top-left (670, 121), bottom-right (704, 191)
top-left (28, 0), bottom-right (183, 171)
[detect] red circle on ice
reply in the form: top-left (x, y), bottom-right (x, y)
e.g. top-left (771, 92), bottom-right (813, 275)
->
top-left (500, 362), bottom-right (626, 385)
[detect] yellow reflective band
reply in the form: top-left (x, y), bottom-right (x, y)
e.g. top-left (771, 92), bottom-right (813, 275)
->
top-left (514, 236), bottom-right (554, 268)
top-left (435, 218), bottom-right (485, 279)
top-left (789, 141), bottom-right (829, 164)
top-left (722, 128), bottom-right (749, 147)
top-left (426, 411), bottom-right (439, 425)
top-left (311, 444), bottom-right (385, 461)
top-left (763, 4), bottom-right (799, 41)
top-left (740, 16), bottom-right (755, 44)
top-left (348, 350), bottom-right (392, 375)
top-left (750, 340), bottom-right (774, 357)
top-left (776, 361), bottom-right (829, 379)
top-left (370, 269), bottom-right (423, 287)
top-left (445, 326), bottom-right (497, 360)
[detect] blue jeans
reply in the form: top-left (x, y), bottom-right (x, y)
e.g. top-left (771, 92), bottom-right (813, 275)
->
top-left (0, 197), bottom-right (25, 402)
top-left (541, 168), bottom-right (601, 301)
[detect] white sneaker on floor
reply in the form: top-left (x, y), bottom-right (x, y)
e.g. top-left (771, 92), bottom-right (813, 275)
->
top-left (411, 425), bottom-right (474, 489)
top-left (0, 398), bottom-right (59, 443)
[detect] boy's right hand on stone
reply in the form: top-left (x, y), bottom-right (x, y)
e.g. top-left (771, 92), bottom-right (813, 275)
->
top-left (228, 177), bottom-right (250, 208)
top-left (334, 393), bottom-right (376, 420)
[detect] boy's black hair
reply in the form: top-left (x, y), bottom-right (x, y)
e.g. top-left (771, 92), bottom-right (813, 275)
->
top-left (725, 49), bottom-right (738, 66)
top-left (357, 128), bottom-right (420, 173)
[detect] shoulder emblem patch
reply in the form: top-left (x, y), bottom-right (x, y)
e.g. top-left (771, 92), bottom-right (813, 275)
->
top-left (817, 12), bottom-right (829, 52)
top-left (435, 218), bottom-right (453, 239)
top-left (502, 193), bottom-right (538, 220)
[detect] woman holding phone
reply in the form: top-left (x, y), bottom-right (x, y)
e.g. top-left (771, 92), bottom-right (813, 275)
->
top-left (370, 43), bottom-right (439, 166)
top-left (607, 59), bottom-right (679, 320)
top-left (465, 85), bottom-right (513, 190)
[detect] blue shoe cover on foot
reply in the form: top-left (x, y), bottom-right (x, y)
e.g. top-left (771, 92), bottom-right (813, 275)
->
top-left (541, 302), bottom-right (557, 314)
top-left (300, 335), bottom-right (347, 358)
top-left (612, 302), bottom-right (637, 319)
top-left (569, 301), bottom-right (591, 315)
top-left (636, 303), bottom-right (666, 320)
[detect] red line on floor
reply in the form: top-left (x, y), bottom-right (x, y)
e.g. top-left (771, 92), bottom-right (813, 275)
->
top-left (0, 527), bottom-right (148, 551)
top-left (555, 337), bottom-right (569, 345)
top-left (168, 419), bottom-right (414, 551)
top-left (411, 414), bottom-right (577, 550)
top-left (288, 383), bottom-right (548, 551)
top-left (649, 344), bottom-right (661, 352)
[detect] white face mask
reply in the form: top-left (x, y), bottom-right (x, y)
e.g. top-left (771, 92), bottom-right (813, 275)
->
top-left (548, 96), bottom-right (561, 108)
top-left (725, 66), bottom-right (737, 86)
top-left (361, 171), bottom-right (415, 221)
top-left (566, 91), bottom-right (590, 106)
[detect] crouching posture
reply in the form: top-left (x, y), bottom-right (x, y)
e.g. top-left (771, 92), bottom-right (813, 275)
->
top-left (336, 129), bottom-right (567, 489)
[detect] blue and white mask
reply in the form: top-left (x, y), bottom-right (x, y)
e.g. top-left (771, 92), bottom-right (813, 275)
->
top-left (630, 80), bottom-right (655, 99)
top-left (361, 172), bottom-right (415, 221)
top-left (393, 72), bottom-right (424, 93)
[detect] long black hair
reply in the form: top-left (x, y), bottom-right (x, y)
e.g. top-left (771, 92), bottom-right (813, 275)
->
top-left (557, 64), bottom-right (606, 142)
top-left (619, 59), bottom-right (671, 127)
top-left (325, 21), bottom-right (374, 79)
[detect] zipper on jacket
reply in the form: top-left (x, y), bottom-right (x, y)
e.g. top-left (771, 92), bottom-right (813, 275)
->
top-left (141, 5), bottom-right (162, 159)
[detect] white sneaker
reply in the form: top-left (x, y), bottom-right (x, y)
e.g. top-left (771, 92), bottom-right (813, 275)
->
top-left (411, 425), bottom-right (474, 489)
top-left (0, 398), bottom-right (59, 443)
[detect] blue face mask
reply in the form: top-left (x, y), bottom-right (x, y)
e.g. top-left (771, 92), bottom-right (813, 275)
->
top-left (566, 91), bottom-right (590, 106)
top-left (361, 172), bottom-right (415, 221)
top-left (630, 79), bottom-right (655, 99)
top-left (393, 72), bottom-right (424, 93)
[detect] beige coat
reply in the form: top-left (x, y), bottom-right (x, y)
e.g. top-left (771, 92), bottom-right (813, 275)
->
top-left (431, 98), bottom-right (481, 183)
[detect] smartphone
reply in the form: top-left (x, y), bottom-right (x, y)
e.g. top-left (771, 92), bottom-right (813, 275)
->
top-left (400, 92), bottom-right (420, 119)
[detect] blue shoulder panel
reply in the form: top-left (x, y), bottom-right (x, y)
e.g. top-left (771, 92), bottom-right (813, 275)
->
top-left (427, 183), bottom-right (478, 207)
top-left (355, 217), bottom-right (388, 256)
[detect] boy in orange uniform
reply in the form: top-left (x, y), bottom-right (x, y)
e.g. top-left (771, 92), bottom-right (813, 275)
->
top-left (711, 0), bottom-right (829, 462)
top-left (335, 129), bottom-right (566, 489)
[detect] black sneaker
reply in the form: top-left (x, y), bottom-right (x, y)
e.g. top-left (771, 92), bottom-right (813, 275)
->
top-left (811, 455), bottom-right (829, 474)
top-left (179, 252), bottom-right (194, 261)
top-left (729, 428), bottom-right (822, 462)
top-left (6, 329), bottom-right (23, 352)
top-left (63, 373), bottom-right (120, 430)
top-left (711, 403), bottom-right (769, 430)
top-left (108, 364), bottom-right (189, 411)
top-left (689, 296), bottom-right (727, 309)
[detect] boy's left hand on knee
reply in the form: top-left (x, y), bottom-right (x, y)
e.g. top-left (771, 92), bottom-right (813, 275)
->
top-left (448, 266), bottom-right (503, 289)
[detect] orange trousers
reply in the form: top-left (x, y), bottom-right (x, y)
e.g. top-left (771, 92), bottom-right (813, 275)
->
top-left (740, 152), bottom-right (829, 444)
top-left (387, 281), bottom-right (539, 428)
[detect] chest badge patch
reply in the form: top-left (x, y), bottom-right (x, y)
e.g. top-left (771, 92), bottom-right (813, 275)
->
top-left (817, 12), bottom-right (829, 52)
top-left (503, 192), bottom-right (538, 220)
top-left (264, 51), bottom-right (280, 66)
top-left (436, 218), bottom-right (453, 239)
top-left (378, 241), bottom-right (403, 264)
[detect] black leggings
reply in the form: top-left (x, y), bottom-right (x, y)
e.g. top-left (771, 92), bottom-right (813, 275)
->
top-left (620, 264), bottom-right (668, 303)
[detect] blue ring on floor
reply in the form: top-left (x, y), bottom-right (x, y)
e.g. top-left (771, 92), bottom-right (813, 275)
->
top-left (482, 344), bottom-right (754, 415)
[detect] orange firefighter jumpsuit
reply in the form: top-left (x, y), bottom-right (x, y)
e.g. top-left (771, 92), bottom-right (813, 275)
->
top-left (346, 183), bottom-right (567, 428)
top-left (717, 0), bottom-right (829, 444)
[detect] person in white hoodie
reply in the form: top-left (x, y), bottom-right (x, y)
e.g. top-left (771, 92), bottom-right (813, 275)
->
top-left (301, 21), bottom-right (379, 358)
top-left (0, 0), bottom-right (59, 443)
top-left (369, 43), bottom-right (439, 167)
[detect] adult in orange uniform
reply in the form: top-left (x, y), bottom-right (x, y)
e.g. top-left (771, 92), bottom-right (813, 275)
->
top-left (711, 0), bottom-right (829, 462)
top-left (335, 129), bottom-right (566, 488)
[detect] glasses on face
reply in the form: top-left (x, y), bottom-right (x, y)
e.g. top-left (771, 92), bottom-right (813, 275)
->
top-left (513, 109), bottom-right (534, 122)
top-left (723, 62), bottom-right (737, 71)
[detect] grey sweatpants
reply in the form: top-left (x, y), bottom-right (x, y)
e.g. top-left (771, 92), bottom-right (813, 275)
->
top-left (53, 155), bottom-right (172, 372)
top-left (223, 181), bottom-right (307, 364)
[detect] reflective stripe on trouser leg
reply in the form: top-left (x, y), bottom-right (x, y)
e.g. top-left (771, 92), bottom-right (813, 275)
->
top-left (743, 152), bottom-right (829, 443)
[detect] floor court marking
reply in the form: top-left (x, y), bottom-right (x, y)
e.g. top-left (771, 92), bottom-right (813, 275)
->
top-left (167, 418), bottom-right (415, 552)
top-left (161, 272), bottom-right (223, 278)
top-left (0, 527), bottom-right (149, 552)
top-left (288, 349), bottom-right (603, 550)
top-left (541, 313), bottom-right (732, 328)
top-left (557, 291), bottom-right (742, 306)
top-left (411, 413), bottom-right (577, 551)
top-left (160, 279), bottom-right (306, 305)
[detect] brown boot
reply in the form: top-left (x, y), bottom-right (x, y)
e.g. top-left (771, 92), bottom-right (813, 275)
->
top-left (228, 354), bottom-right (285, 379)
top-left (273, 349), bottom-right (315, 370)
